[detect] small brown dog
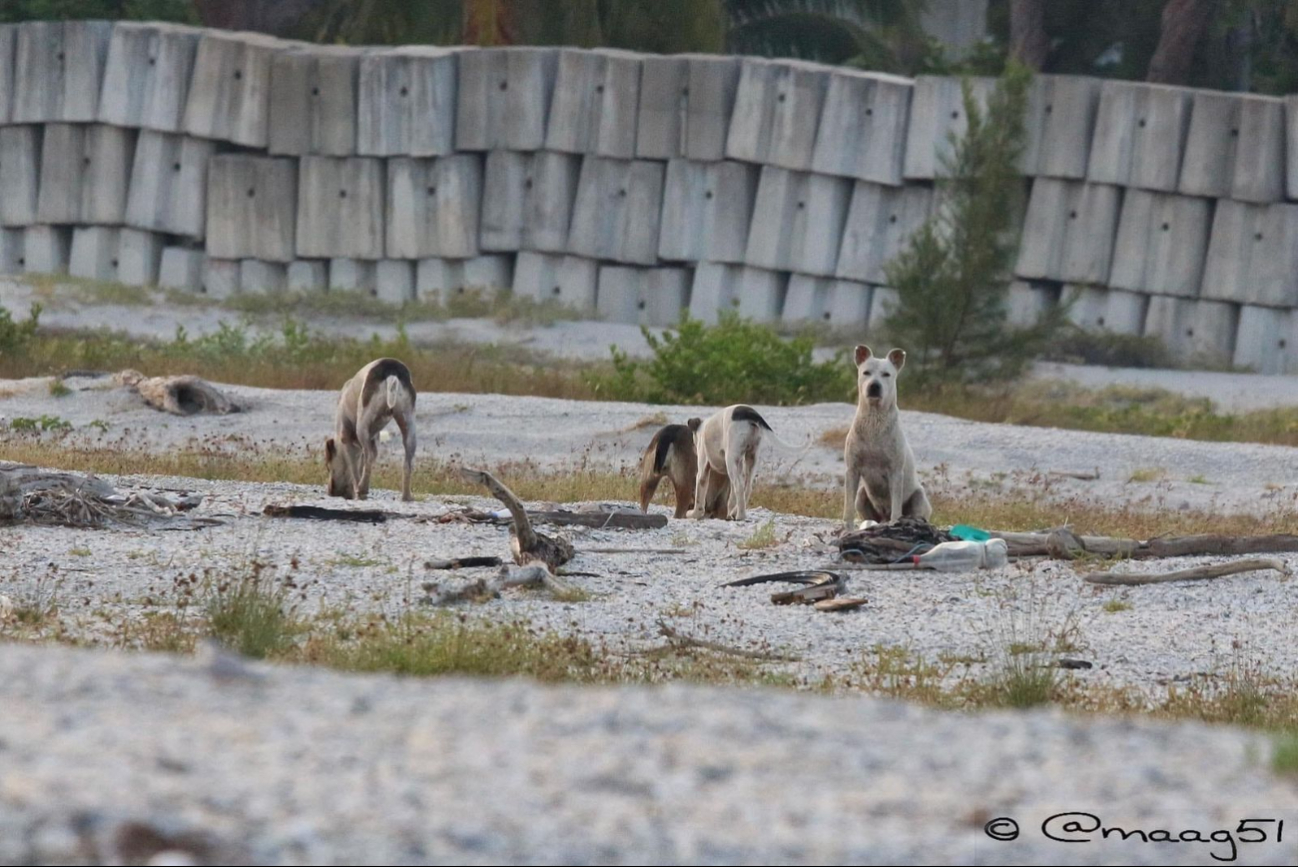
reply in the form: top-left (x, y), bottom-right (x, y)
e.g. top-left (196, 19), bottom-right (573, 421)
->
top-left (638, 419), bottom-right (728, 518)
top-left (325, 358), bottom-right (417, 501)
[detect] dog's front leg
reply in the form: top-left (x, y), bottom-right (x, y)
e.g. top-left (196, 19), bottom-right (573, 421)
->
top-left (689, 457), bottom-right (710, 519)
top-left (889, 473), bottom-right (905, 523)
top-left (724, 451), bottom-right (745, 520)
top-left (843, 464), bottom-right (861, 528)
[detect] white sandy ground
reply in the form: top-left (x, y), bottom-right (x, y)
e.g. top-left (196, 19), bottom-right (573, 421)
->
top-left (2, 642), bottom-right (1296, 866)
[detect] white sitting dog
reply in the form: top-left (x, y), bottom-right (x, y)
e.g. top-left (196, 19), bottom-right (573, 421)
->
top-left (325, 358), bottom-right (417, 502)
top-left (689, 404), bottom-right (775, 521)
top-left (843, 345), bottom-right (931, 527)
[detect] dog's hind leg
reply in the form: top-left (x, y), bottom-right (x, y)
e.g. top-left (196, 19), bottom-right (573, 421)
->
top-left (690, 457), bottom-right (713, 520)
top-left (396, 414), bottom-right (416, 502)
top-left (724, 448), bottom-right (747, 521)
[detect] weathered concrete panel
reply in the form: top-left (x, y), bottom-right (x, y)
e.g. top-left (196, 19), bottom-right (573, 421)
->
top-left (0, 24), bottom-right (15, 125)
top-left (239, 259), bottom-right (287, 295)
top-left (635, 55), bottom-right (686, 159)
top-left (1143, 295), bottom-right (1238, 364)
top-left (1063, 285), bottom-right (1148, 334)
top-left (183, 30), bottom-right (290, 148)
top-left (205, 155), bottom-right (298, 263)
top-left (835, 182), bottom-right (933, 284)
top-left (13, 20), bottom-right (112, 123)
top-left (510, 252), bottom-right (596, 311)
top-left (658, 158), bottom-right (759, 263)
top-left (200, 258), bottom-right (239, 299)
top-left (746, 167), bottom-right (855, 277)
top-left (726, 58), bottom-right (830, 171)
top-left (597, 265), bottom-right (691, 327)
top-left (1006, 281), bottom-right (1060, 327)
top-left (0, 228), bottom-right (23, 273)
top-left (1233, 305), bottom-right (1296, 374)
top-left (867, 286), bottom-right (900, 332)
top-left (375, 259), bottom-right (414, 304)
top-left (99, 22), bottom-right (203, 132)
top-left (1015, 179), bottom-right (1121, 283)
top-left (1022, 75), bottom-right (1099, 179)
top-left (328, 258), bottom-right (377, 294)
top-left (480, 151), bottom-right (580, 253)
top-left (782, 275), bottom-right (871, 329)
top-left (357, 46), bottom-right (458, 157)
top-left (385, 155), bottom-right (482, 259)
top-left (287, 260), bottom-right (328, 293)
top-left (688, 262), bottom-right (787, 324)
top-left (1086, 81), bottom-right (1192, 191)
top-left (116, 229), bottom-right (165, 286)
top-left (296, 156), bottom-right (384, 260)
top-left (455, 47), bottom-right (558, 151)
top-left (125, 131), bottom-right (217, 239)
top-left (270, 46), bottom-right (366, 156)
top-left (1201, 200), bottom-right (1298, 307)
top-left (1230, 94), bottom-right (1286, 203)
top-left (69, 226), bottom-right (119, 281)
top-left (417, 254), bottom-right (515, 304)
top-left (812, 69), bottom-right (912, 186)
top-left (1109, 190), bottom-right (1211, 298)
top-left (36, 124), bottom-right (136, 226)
top-left (22, 226), bottom-right (72, 274)
top-left (684, 55), bottom-right (741, 161)
top-left (903, 75), bottom-right (994, 180)
top-left (546, 48), bottom-right (642, 158)
top-left (158, 246), bottom-right (204, 291)
top-left (0, 125), bottom-right (41, 227)
top-left (567, 156), bottom-right (664, 265)
top-left (1178, 92), bottom-right (1286, 202)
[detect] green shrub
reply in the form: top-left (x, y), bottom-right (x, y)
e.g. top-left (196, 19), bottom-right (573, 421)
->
top-left (0, 303), bottom-right (40, 355)
top-left (595, 314), bottom-right (854, 406)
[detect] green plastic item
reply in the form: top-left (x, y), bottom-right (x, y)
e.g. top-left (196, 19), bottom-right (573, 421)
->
top-left (949, 524), bottom-right (991, 542)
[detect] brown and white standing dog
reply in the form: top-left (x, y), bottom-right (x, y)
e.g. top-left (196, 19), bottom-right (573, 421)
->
top-left (638, 419), bottom-right (729, 518)
top-left (325, 358), bottom-right (417, 501)
top-left (689, 405), bottom-right (776, 522)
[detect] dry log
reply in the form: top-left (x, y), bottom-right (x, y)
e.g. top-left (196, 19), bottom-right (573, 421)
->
top-left (433, 506), bottom-right (666, 530)
top-left (263, 504), bottom-right (391, 523)
top-left (1047, 468), bottom-right (1100, 481)
top-left (656, 621), bottom-right (799, 662)
top-left (722, 570), bottom-right (843, 588)
top-left (424, 556), bottom-right (504, 570)
top-left (459, 468), bottom-right (575, 572)
top-left (422, 563), bottom-right (579, 605)
top-left (115, 369), bottom-right (238, 416)
top-left (994, 529), bottom-right (1298, 561)
top-left (813, 597), bottom-right (868, 612)
top-left (772, 581), bottom-right (843, 605)
top-left (1083, 558), bottom-right (1291, 586)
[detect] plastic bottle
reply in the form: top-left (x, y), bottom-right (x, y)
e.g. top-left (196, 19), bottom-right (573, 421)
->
top-left (910, 538), bottom-right (1009, 572)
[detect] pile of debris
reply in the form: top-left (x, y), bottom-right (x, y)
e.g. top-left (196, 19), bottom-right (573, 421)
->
top-left (0, 464), bottom-right (212, 530)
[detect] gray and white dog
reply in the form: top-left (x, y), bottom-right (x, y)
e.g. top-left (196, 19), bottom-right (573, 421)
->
top-left (325, 358), bottom-right (417, 501)
top-left (843, 345), bottom-right (930, 527)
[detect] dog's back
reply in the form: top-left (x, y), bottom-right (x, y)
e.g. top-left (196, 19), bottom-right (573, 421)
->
top-left (360, 358), bottom-right (416, 414)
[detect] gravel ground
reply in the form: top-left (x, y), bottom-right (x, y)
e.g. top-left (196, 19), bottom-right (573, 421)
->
top-left (2, 640), bottom-right (1296, 866)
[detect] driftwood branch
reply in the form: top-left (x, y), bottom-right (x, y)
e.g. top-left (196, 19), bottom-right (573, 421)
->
top-left (656, 621), bottom-right (799, 662)
top-left (424, 556), bottom-right (504, 570)
top-left (1083, 558), bottom-right (1291, 586)
top-left (115, 369), bottom-right (238, 416)
top-left (263, 504), bottom-right (391, 523)
top-left (993, 529), bottom-right (1298, 561)
top-left (459, 468), bottom-right (575, 572)
top-left (422, 564), bottom-right (579, 605)
top-left (1047, 468), bottom-right (1100, 481)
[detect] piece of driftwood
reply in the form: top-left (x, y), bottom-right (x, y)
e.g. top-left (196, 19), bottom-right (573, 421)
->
top-left (115, 369), bottom-right (239, 416)
top-left (0, 464), bottom-right (215, 529)
top-left (434, 506), bottom-right (667, 530)
top-left (1083, 558), bottom-right (1291, 586)
top-left (1058, 658), bottom-right (1094, 670)
top-left (994, 529), bottom-right (1298, 561)
top-left (722, 569), bottom-right (843, 588)
top-left (1048, 468), bottom-right (1100, 481)
top-left (656, 621), bottom-right (799, 662)
top-left (813, 597), bottom-right (868, 612)
top-left (424, 556), bottom-right (505, 570)
top-left (263, 504), bottom-right (391, 523)
top-left (459, 468), bottom-right (575, 572)
top-left (422, 564), bottom-right (580, 605)
top-left (773, 580), bottom-right (844, 605)
top-left (584, 547), bottom-right (687, 555)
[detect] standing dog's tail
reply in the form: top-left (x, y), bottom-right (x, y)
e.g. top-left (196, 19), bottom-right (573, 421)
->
top-left (385, 374), bottom-right (402, 409)
top-left (732, 405), bottom-right (812, 456)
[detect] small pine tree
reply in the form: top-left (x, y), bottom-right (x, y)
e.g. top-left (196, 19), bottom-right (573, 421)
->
top-left (882, 62), bottom-right (1065, 383)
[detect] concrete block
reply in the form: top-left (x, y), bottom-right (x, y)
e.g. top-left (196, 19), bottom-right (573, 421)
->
top-left (1014, 179), bottom-right (1121, 283)
top-left (1109, 190), bottom-right (1211, 298)
top-left (867, 287), bottom-right (900, 332)
top-left (416, 254), bottom-right (517, 304)
top-left (1143, 295), bottom-right (1238, 363)
top-left (329, 258), bottom-right (377, 294)
top-left (296, 156), bottom-right (384, 260)
top-left (1179, 92), bottom-right (1286, 202)
top-left (69, 227), bottom-right (119, 281)
top-left (597, 265), bottom-right (691, 327)
top-left (683, 55), bottom-right (741, 161)
top-left (545, 48), bottom-right (642, 158)
top-left (1006, 281), bottom-right (1060, 327)
top-left (13, 19), bottom-right (112, 123)
top-left (1087, 81), bottom-right (1193, 191)
top-left (0, 24), bottom-right (14, 125)
top-left (462, 254), bottom-right (513, 293)
top-left (1285, 95), bottom-right (1298, 200)
top-left (36, 125), bottom-right (136, 226)
top-left (201, 258), bottom-right (239, 299)
top-left (1202, 200), bottom-right (1298, 307)
top-left (125, 131), bottom-right (217, 239)
top-left (657, 159), bottom-right (759, 263)
top-left (689, 262), bottom-right (787, 324)
top-left (636, 55), bottom-right (686, 159)
top-left (356, 46), bottom-right (458, 157)
top-left (1022, 75), bottom-right (1100, 179)
top-left (0, 228), bottom-right (22, 274)
top-left (1233, 305), bottom-right (1295, 374)
top-left (239, 259), bottom-right (287, 295)
top-left (903, 75), bottom-right (995, 180)
top-left (568, 157), bottom-right (664, 265)
top-left (781, 274), bottom-right (871, 328)
top-left (158, 246), bottom-right (204, 291)
top-left (836, 182), bottom-right (933, 284)
top-left (726, 58), bottom-right (830, 171)
top-left (270, 46), bottom-right (365, 156)
top-left (205, 155), bottom-right (297, 263)
top-left (385, 154), bottom-right (482, 259)
top-left (98, 22), bottom-right (203, 132)
top-left (745, 167), bottom-right (852, 277)
top-left (456, 47), bottom-right (558, 152)
top-left (116, 229), bottom-right (165, 286)
top-left (0, 125), bottom-right (41, 227)
top-left (183, 30), bottom-right (290, 148)
top-left (374, 259), bottom-right (414, 304)
top-left (812, 69), bottom-right (912, 185)
top-left (510, 252), bottom-right (596, 311)
top-left (287, 260), bottom-right (328, 293)
top-left (1063, 286), bottom-right (1148, 334)
top-left (480, 151), bottom-right (580, 253)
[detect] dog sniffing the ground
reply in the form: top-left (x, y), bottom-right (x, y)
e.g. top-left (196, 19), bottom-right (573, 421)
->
top-left (638, 419), bottom-right (729, 518)
top-left (843, 345), bottom-right (930, 527)
top-left (690, 405), bottom-right (776, 521)
top-left (325, 358), bottom-right (417, 501)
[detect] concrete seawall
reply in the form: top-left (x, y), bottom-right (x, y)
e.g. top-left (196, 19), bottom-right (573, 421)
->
top-left (1, 20), bottom-right (1297, 371)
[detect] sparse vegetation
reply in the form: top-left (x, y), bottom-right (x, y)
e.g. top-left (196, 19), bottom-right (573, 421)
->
top-left (47, 379), bottom-right (71, 398)
top-left (1102, 598), bottom-right (1133, 613)
top-left (1128, 467), bottom-right (1167, 484)
top-left (737, 519), bottom-right (779, 549)
top-left (203, 563), bottom-right (300, 660)
top-left (8, 415), bottom-right (72, 433)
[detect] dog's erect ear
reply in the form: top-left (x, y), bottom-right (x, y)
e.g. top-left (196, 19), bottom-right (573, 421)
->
top-left (854, 345), bottom-right (872, 366)
top-left (687, 417), bottom-right (702, 432)
top-left (887, 348), bottom-right (906, 371)
top-left (324, 437), bottom-right (336, 464)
